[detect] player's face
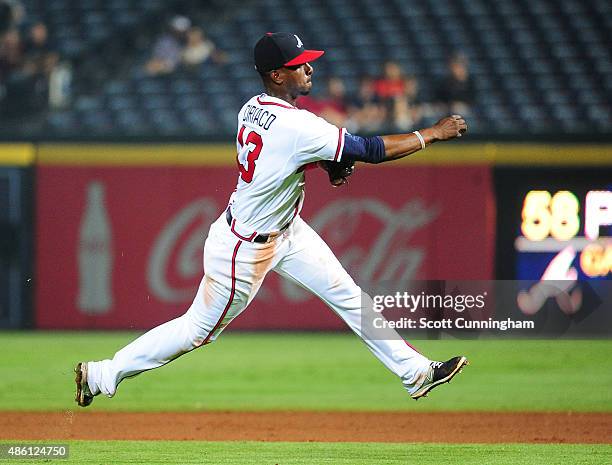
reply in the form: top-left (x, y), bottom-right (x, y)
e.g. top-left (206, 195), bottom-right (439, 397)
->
top-left (282, 62), bottom-right (314, 96)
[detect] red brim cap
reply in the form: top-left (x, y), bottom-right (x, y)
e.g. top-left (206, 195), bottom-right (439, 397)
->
top-left (284, 50), bottom-right (325, 67)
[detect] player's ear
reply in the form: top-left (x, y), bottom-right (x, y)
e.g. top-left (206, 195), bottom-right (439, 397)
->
top-left (269, 69), bottom-right (284, 85)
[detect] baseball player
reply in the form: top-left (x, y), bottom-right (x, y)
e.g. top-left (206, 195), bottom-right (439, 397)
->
top-left (75, 32), bottom-right (468, 407)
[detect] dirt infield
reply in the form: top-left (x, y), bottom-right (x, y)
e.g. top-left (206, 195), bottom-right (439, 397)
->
top-left (1, 412), bottom-right (610, 443)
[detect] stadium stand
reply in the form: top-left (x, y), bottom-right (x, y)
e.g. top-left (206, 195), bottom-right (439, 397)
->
top-left (0, 0), bottom-right (610, 139)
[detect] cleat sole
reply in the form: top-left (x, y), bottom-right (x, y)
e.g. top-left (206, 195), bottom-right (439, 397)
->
top-left (411, 356), bottom-right (469, 400)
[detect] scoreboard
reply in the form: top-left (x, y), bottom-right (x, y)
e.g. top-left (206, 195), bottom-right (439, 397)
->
top-left (516, 189), bottom-right (611, 280)
top-left (495, 167), bottom-right (612, 281)
top-left (493, 166), bottom-right (611, 336)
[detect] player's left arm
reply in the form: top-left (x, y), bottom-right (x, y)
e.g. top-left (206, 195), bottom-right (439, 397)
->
top-left (344, 114), bottom-right (468, 164)
top-left (381, 114), bottom-right (467, 161)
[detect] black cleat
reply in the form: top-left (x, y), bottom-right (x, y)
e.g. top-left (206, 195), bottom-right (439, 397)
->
top-left (411, 356), bottom-right (469, 400)
top-left (74, 362), bottom-right (95, 407)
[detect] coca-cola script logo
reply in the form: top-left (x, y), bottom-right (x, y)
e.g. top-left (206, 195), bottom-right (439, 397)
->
top-left (147, 197), bottom-right (438, 304)
top-left (147, 198), bottom-right (219, 302)
top-left (280, 198), bottom-right (438, 301)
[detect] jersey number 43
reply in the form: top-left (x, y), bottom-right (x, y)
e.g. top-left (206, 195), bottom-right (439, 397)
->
top-left (236, 125), bottom-right (263, 183)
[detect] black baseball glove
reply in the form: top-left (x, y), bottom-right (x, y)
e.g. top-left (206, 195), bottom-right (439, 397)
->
top-left (318, 159), bottom-right (355, 187)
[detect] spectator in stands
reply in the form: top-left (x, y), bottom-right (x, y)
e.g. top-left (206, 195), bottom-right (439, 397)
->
top-left (0, 0), bottom-right (24, 34)
top-left (373, 61), bottom-right (406, 101)
top-left (0, 28), bottom-right (24, 116)
top-left (436, 53), bottom-right (474, 115)
top-left (296, 77), bottom-right (349, 127)
top-left (296, 91), bottom-right (321, 114)
top-left (1, 19), bottom-right (67, 118)
top-left (0, 27), bottom-right (22, 81)
top-left (392, 75), bottom-right (423, 130)
top-left (373, 61), bottom-right (416, 130)
top-left (20, 21), bottom-right (61, 111)
top-left (145, 15), bottom-right (190, 76)
top-left (347, 76), bottom-right (387, 133)
top-left (22, 22), bottom-right (58, 78)
top-left (317, 77), bottom-right (348, 127)
top-left (181, 26), bottom-right (226, 69)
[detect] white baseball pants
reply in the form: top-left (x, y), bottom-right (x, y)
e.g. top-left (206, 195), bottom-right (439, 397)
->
top-left (86, 213), bottom-right (431, 397)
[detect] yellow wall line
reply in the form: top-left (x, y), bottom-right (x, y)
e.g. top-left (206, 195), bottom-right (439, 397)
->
top-left (2, 142), bottom-right (610, 167)
top-left (0, 144), bottom-right (36, 166)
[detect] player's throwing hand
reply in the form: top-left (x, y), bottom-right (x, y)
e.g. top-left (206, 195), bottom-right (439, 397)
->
top-left (432, 114), bottom-right (468, 140)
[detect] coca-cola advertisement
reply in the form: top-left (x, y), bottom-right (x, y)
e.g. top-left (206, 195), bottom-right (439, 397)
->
top-left (35, 164), bottom-right (494, 329)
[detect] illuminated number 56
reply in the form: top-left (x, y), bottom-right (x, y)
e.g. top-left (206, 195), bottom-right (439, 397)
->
top-left (521, 190), bottom-right (580, 241)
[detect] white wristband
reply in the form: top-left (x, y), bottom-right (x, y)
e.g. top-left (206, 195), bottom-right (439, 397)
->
top-left (413, 130), bottom-right (426, 150)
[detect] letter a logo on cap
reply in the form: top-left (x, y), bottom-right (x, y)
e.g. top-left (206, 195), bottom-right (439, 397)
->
top-left (294, 35), bottom-right (303, 48)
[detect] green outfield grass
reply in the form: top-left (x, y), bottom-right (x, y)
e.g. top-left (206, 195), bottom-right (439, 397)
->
top-left (0, 441), bottom-right (610, 465)
top-left (0, 332), bottom-right (611, 412)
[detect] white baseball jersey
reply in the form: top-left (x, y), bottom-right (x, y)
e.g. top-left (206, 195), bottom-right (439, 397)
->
top-left (229, 93), bottom-right (347, 234)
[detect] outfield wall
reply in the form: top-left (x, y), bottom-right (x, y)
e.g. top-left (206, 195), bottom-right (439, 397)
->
top-left (35, 163), bottom-right (494, 329)
top-left (0, 143), bottom-right (610, 331)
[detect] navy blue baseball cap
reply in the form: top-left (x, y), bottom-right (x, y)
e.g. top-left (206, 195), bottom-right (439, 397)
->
top-left (254, 32), bottom-right (324, 73)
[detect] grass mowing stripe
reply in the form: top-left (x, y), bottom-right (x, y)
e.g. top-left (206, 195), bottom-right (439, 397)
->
top-left (0, 332), bottom-right (610, 412)
top-left (0, 441), bottom-right (610, 465)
